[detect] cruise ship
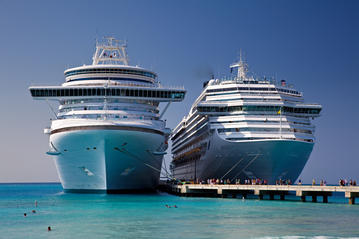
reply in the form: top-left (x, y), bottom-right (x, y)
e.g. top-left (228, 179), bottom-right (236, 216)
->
top-left (171, 55), bottom-right (321, 184)
top-left (29, 37), bottom-right (185, 192)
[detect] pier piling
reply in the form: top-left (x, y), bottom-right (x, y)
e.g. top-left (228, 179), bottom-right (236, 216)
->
top-left (312, 195), bottom-right (317, 203)
top-left (323, 195), bottom-right (328, 203)
top-left (345, 191), bottom-right (359, 205)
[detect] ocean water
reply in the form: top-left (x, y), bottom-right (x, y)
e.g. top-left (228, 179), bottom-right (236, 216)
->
top-left (0, 184), bottom-right (358, 239)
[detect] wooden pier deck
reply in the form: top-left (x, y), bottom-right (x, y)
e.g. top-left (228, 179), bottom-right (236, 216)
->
top-left (163, 184), bottom-right (359, 204)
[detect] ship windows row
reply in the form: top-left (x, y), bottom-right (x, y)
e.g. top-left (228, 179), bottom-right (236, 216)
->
top-left (61, 98), bottom-right (158, 106)
top-left (217, 127), bottom-right (313, 134)
top-left (67, 77), bottom-right (152, 84)
top-left (65, 68), bottom-right (156, 79)
top-left (206, 87), bottom-right (300, 96)
top-left (59, 106), bottom-right (159, 114)
top-left (30, 88), bottom-right (185, 99)
top-left (210, 119), bottom-right (311, 126)
top-left (225, 137), bottom-right (314, 143)
top-left (196, 105), bottom-right (321, 115)
top-left (57, 114), bottom-right (159, 121)
top-left (277, 88), bottom-right (300, 95)
top-left (207, 87), bottom-right (277, 93)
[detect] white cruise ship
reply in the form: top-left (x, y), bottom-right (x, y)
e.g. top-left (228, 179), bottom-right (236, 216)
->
top-left (171, 55), bottom-right (321, 184)
top-left (29, 37), bottom-right (185, 192)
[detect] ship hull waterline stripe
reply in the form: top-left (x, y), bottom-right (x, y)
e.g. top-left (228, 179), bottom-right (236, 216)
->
top-left (50, 125), bottom-right (164, 136)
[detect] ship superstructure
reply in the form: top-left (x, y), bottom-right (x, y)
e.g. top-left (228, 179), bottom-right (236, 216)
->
top-left (171, 55), bottom-right (321, 184)
top-left (30, 38), bottom-right (185, 192)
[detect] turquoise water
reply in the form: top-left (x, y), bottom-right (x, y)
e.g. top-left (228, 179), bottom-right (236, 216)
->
top-left (0, 184), bottom-right (358, 239)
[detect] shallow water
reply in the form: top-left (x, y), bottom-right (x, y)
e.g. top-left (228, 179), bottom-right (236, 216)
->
top-left (0, 183), bottom-right (358, 239)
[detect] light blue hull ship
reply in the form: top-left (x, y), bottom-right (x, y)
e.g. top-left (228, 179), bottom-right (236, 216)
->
top-left (50, 128), bottom-right (164, 192)
top-left (29, 38), bottom-right (186, 193)
top-left (172, 131), bottom-right (314, 184)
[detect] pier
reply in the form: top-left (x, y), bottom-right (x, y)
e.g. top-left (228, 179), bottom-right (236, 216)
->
top-left (160, 184), bottom-right (359, 204)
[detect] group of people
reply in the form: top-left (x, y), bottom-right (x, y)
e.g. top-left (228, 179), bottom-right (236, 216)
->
top-left (339, 179), bottom-right (357, 186)
top-left (275, 179), bottom-right (292, 185)
top-left (23, 200), bottom-right (52, 232)
top-left (174, 178), bottom-right (358, 186)
top-left (189, 178), bottom-right (270, 185)
top-left (205, 178), bottom-right (232, 185)
top-left (242, 178), bottom-right (268, 185)
top-left (309, 179), bottom-right (327, 186)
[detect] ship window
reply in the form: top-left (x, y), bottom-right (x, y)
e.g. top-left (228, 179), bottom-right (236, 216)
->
top-left (139, 90), bottom-right (143, 97)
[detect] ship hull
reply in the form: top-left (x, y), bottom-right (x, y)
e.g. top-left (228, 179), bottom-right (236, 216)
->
top-left (50, 128), bottom-right (165, 192)
top-left (172, 131), bottom-right (314, 184)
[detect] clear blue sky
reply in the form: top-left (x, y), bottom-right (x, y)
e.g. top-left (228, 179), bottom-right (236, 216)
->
top-left (0, 0), bottom-right (358, 183)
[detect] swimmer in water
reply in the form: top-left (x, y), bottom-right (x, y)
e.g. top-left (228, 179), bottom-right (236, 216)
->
top-left (48, 226), bottom-right (51, 231)
top-left (174, 205), bottom-right (178, 208)
top-left (32, 210), bottom-right (36, 213)
top-left (24, 213), bottom-right (27, 217)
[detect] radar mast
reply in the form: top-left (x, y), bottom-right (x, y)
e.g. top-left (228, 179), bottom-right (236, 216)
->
top-left (92, 37), bottom-right (129, 65)
top-left (230, 50), bottom-right (248, 79)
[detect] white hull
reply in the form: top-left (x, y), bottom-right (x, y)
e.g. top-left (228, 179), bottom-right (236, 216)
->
top-left (172, 131), bottom-right (314, 184)
top-left (50, 128), bottom-right (165, 192)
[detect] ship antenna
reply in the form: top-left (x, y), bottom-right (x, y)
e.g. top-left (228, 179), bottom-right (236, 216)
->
top-left (92, 37), bottom-right (129, 65)
top-left (230, 49), bottom-right (248, 80)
